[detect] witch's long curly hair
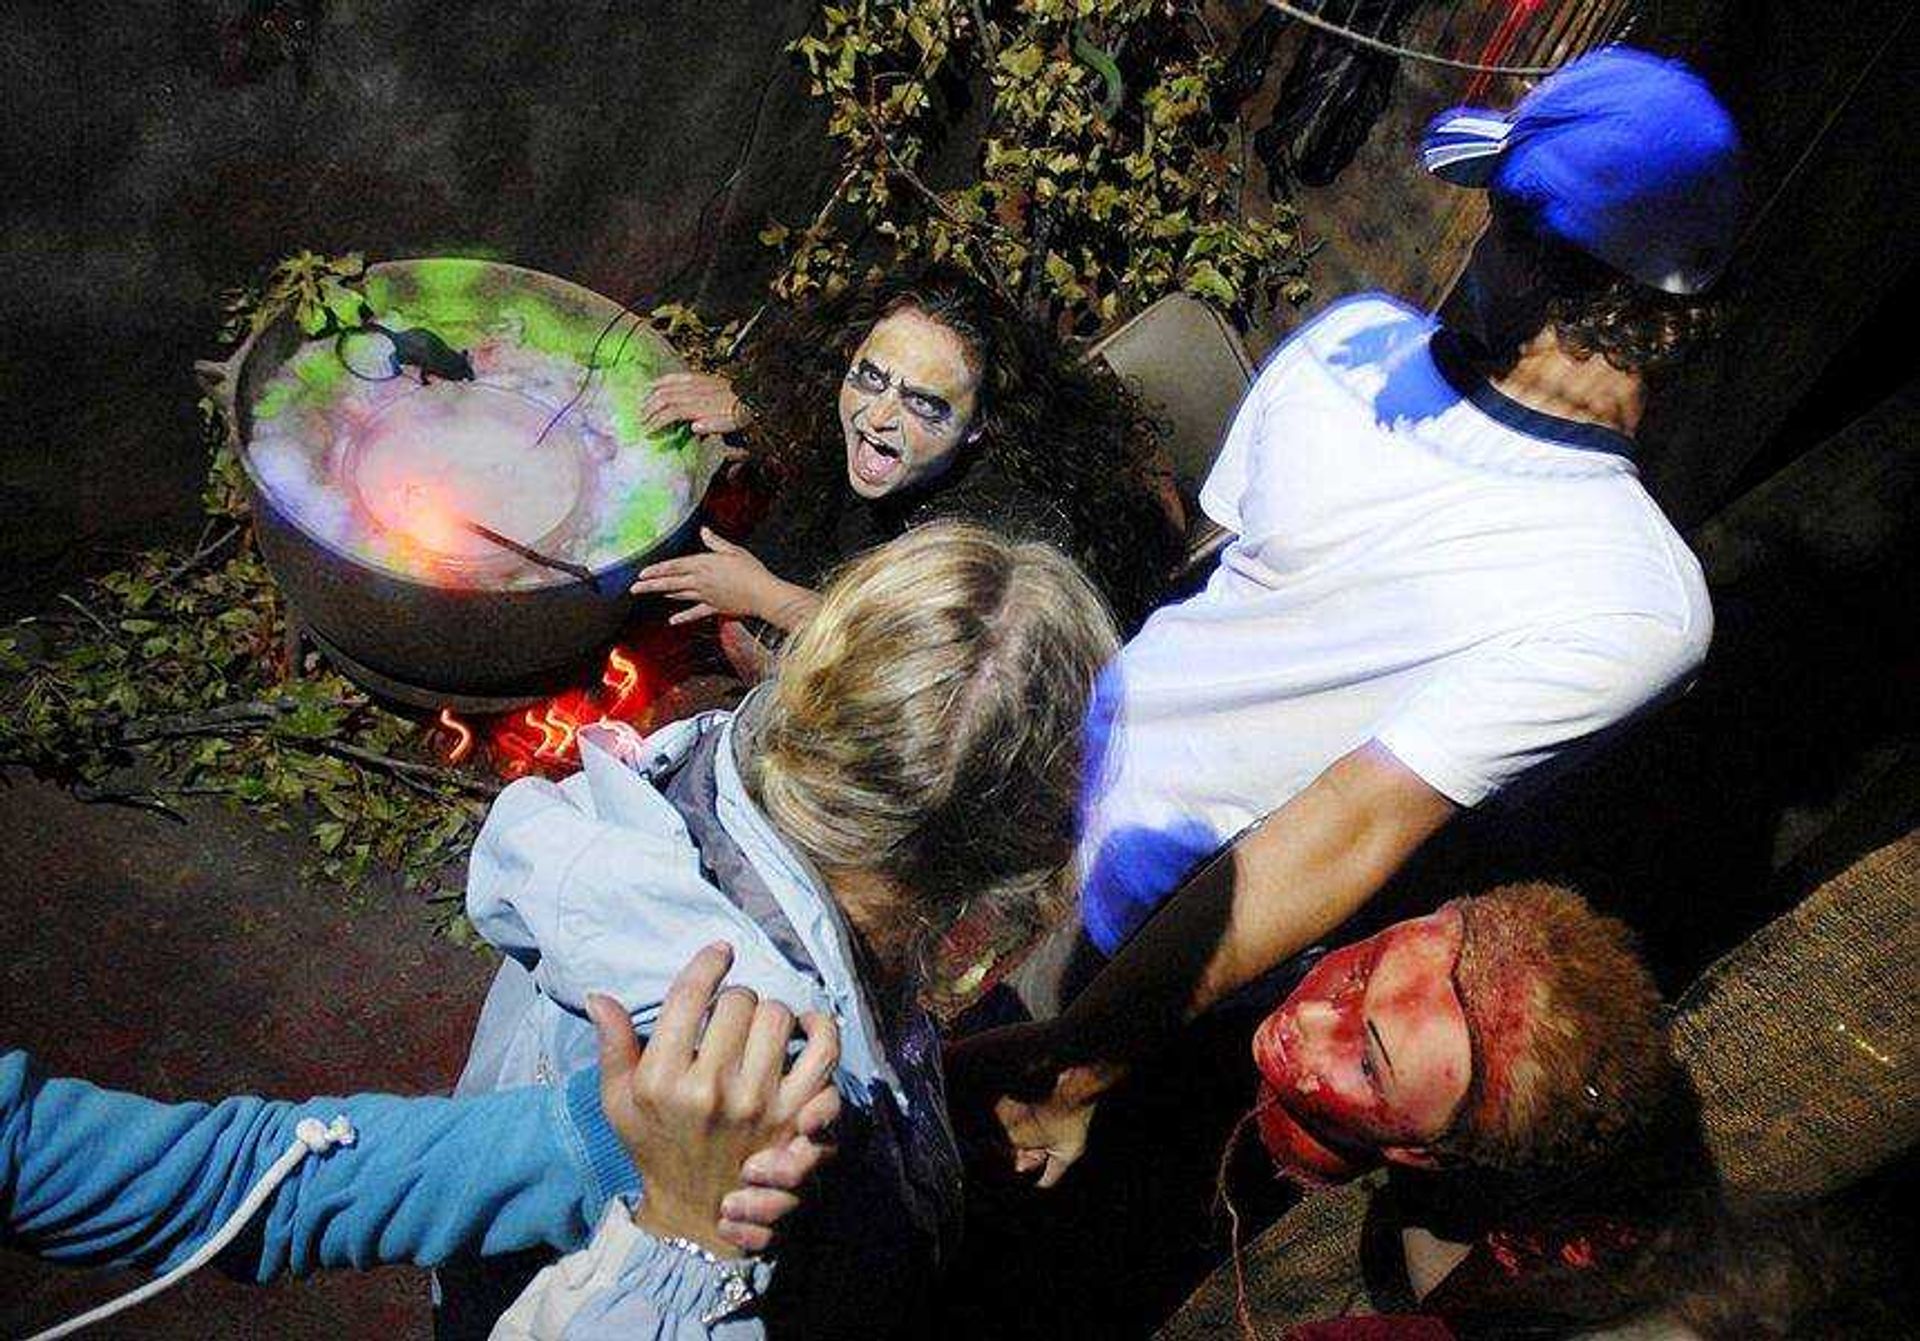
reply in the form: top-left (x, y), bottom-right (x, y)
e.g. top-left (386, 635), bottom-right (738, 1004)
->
top-left (730, 265), bottom-right (1179, 629)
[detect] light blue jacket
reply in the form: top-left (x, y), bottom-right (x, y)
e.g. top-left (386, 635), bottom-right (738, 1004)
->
top-left (461, 707), bottom-right (961, 1338)
top-left (0, 1049), bottom-right (630, 1280)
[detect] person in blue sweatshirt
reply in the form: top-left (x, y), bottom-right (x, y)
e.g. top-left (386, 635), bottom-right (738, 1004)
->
top-left (3, 944), bottom-right (838, 1337)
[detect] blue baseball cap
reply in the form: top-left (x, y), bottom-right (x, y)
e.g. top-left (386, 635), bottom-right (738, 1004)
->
top-left (1421, 46), bottom-right (1744, 295)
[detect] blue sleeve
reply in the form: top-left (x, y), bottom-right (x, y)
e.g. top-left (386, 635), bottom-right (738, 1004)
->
top-left (0, 1053), bottom-right (640, 1280)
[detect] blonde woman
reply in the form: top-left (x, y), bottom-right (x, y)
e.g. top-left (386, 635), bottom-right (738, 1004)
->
top-left (444, 522), bottom-right (1117, 1339)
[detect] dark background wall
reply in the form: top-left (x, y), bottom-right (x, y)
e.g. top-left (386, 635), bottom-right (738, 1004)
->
top-left (1225, 0), bottom-right (1919, 528)
top-left (0, 0), bottom-right (842, 615)
top-left (1635, 0), bottom-right (1918, 525)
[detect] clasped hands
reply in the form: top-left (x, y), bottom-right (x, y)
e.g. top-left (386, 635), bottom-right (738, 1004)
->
top-left (944, 1019), bottom-right (1117, 1191)
top-left (586, 943), bottom-right (841, 1256)
top-left (587, 941), bottom-right (1113, 1269)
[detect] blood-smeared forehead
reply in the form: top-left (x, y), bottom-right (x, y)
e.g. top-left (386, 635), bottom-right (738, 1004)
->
top-left (1451, 902), bottom-right (1553, 1138)
top-left (1250, 907), bottom-right (1473, 1183)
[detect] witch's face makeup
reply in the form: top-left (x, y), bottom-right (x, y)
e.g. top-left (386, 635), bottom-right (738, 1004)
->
top-left (838, 307), bottom-right (982, 500)
top-left (1252, 907), bottom-right (1473, 1185)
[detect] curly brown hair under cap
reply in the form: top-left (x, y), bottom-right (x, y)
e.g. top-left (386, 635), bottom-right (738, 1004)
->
top-left (1493, 199), bottom-right (1731, 375)
top-left (1441, 883), bottom-right (1674, 1177)
top-left (729, 263), bottom-right (1179, 629)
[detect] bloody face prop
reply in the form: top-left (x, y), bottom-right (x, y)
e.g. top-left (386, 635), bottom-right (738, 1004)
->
top-left (1252, 906), bottom-right (1475, 1186)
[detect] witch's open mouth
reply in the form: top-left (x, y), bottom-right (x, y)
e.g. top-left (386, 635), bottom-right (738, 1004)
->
top-left (850, 429), bottom-right (904, 485)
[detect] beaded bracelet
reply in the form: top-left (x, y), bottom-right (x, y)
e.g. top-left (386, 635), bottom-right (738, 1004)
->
top-left (656, 1234), bottom-right (759, 1326)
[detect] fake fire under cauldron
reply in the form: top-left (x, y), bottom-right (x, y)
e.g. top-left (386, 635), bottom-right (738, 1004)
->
top-left (196, 258), bottom-right (725, 709)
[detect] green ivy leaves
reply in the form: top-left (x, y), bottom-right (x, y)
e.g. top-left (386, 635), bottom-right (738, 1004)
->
top-left (761, 0), bottom-right (1312, 336)
top-left (221, 251), bottom-right (368, 344)
top-left (0, 532), bottom-right (491, 920)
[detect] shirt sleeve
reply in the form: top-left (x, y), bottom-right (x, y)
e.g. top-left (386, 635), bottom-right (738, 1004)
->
top-left (1196, 350), bottom-right (1276, 535)
top-left (493, 1199), bottom-right (774, 1341)
top-left (0, 1052), bottom-right (633, 1280)
top-left (1372, 610), bottom-right (1711, 808)
top-left (1199, 296), bottom-right (1410, 533)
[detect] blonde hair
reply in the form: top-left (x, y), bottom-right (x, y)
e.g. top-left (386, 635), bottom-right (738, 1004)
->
top-left (749, 521), bottom-right (1118, 985)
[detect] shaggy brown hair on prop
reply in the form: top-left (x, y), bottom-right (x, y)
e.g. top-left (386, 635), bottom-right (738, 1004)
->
top-left (1443, 883), bottom-right (1674, 1176)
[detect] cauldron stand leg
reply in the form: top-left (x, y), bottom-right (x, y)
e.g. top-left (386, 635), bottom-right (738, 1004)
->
top-left (282, 605), bottom-right (308, 678)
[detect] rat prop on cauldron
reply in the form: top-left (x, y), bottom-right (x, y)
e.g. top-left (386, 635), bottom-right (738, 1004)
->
top-left (335, 301), bottom-right (476, 384)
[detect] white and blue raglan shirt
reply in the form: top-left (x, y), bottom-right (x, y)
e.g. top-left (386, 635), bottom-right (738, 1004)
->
top-left (1077, 295), bottom-right (1712, 952)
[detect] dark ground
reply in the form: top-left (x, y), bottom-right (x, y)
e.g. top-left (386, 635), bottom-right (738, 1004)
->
top-left (0, 779), bottom-right (493, 1337)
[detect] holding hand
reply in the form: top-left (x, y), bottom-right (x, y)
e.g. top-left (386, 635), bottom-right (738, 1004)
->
top-left (993, 1075), bottom-right (1102, 1189)
top-left (588, 943), bottom-right (841, 1256)
top-left (642, 373), bottom-right (749, 437)
top-left (630, 527), bottom-right (818, 629)
top-left (945, 1020), bottom-right (1115, 1190)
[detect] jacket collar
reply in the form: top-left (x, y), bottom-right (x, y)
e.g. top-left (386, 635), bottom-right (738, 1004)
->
top-left (576, 706), bottom-right (912, 1115)
top-left (711, 701), bottom-right (913, 1115)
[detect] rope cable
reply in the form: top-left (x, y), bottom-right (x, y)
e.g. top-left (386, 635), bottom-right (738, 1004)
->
top-left (23, 1115), bottom-right (358, 1340)
top-left (1263, 0), bottom-right (1565, 75)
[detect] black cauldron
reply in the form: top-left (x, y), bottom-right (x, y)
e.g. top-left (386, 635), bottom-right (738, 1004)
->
top-left (196, 259), bottom-right (723, 709)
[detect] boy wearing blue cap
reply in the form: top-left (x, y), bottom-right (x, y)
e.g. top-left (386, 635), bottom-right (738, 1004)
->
top-left (959, 48), bottom-right (1745, 1183)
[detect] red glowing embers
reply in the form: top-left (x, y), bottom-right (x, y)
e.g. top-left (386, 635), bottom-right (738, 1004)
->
top-left (603, 646), bottom-right (640, 713)
top-left (523, 700), bottom-right (583, 761)
top-left (436, 640), bottom-right (670, 778)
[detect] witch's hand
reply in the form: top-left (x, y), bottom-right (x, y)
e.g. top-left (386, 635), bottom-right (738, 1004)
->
top-left (642, 373), bottom-right (749, 437)
top-left (630, 528), bottom-right (817, 629)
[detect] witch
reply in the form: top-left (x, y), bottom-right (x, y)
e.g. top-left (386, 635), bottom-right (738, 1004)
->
top-left (631, 264), bottom-right (1182, 645)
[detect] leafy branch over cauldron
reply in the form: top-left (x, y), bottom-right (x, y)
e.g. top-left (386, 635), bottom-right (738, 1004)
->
top-left (764, 0), bottom-right (1313, 337)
